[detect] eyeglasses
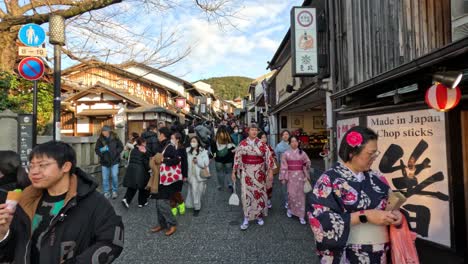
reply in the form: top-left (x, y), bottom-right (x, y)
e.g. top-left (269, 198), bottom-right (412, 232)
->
top-left (27, 162), bottom-right (56, 172)
top-left (368, 150), bottom-right (381, 159)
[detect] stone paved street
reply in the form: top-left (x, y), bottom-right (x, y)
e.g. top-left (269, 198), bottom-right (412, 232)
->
top-left (110, 162), bottom-right (320, 264)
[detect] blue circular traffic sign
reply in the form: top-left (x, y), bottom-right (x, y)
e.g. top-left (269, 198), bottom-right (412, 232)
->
top-left (18, 24), bottom-right (46, 47)
top-left (18, 57), bottom-right (45, 81)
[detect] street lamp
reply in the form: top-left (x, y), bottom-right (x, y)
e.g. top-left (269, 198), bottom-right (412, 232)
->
top-left (49, 14), bottom-right (65, 141)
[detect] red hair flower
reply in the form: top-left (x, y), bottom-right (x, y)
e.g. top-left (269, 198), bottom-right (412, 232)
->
top-left (346, 131), bottom-right (363, 147)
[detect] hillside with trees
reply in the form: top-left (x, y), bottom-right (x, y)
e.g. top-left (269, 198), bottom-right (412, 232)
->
top-left (200, 76), bottom-right (252, 100)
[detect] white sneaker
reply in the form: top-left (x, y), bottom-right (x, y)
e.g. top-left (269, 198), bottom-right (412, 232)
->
top-left (121, 199), bottom-right (129, 209)
top-left (300, 218), bottom-right (306, 225)
top-left (240, 219), bottom-right (249, 230)
top-left (284, 202), bottom-right (288, 209)
top-left (257, 218), bottom-right (264, 226)
top-left (267, 200), bottom-right (272, 209)
top-left (112, 192), bottom-right (118, 199)
top-left (286, 210), bottom-right (292, 218)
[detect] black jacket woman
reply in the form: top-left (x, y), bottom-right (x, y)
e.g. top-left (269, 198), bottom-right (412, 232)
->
top-left (122, 137), bottom-right (150, 208)
top-left (169, 132), bottom-right (188, 216)
top-left (150, 127), bottom-right (179, 236)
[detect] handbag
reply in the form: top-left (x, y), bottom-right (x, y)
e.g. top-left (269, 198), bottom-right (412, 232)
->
top-left (229, 184), bottom-right (240, 206)
top-left (272, 159), bottom-right (280, 175)
top-left (304, 179), bottom-right (312, 193)
top-left (159, 163), bottom-right (182, 185)
top-left (200, 166), bottom-right (211, 178)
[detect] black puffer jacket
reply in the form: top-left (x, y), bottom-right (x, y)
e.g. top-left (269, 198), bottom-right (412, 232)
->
top-left (95, 133), bottom-right (124, 167)
top-left (123, 148), bottom-right (150, 189)
top-left (0, 168), bottom-right (124, 263)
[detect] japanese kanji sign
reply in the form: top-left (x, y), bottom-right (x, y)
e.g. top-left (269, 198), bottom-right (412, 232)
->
top-left (336, 117), bottom-right (359, 152)
top-left (367, 109), bottom-right (450, 247)
top-left (291, 7), bottom-right (318, 76)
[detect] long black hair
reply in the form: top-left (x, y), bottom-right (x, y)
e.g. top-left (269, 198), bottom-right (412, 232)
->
top-left (188, 136), bottom-right (203, 154)
top-left (0, 151), bottom-right (30, 190)
top-left (289, 135), bottom-right (303, 154)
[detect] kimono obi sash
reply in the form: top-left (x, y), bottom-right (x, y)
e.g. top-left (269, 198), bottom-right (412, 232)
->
top-left (347, 222), bottom-right (389, 245)
top-left (242, 155), bottom-right (264, 165)
top-left (287, 160), bottom-right (303, 171)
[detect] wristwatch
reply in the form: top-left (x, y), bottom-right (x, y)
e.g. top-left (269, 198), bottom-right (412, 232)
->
top-left (359, 210), bottom-right (368, 223)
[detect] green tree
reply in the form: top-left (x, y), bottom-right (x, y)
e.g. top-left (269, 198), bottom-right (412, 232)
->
top-left (200, 76), bottom-right (252, 100)
top-left (0, 72), bottom-right (53, 135)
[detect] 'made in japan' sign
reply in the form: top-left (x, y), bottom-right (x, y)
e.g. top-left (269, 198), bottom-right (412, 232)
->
top-left (367, 109), bottom-right (450, 247)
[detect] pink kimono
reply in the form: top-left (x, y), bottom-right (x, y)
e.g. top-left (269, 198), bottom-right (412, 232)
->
top-left (233, 138), bottom-right (276, 221)
top-left (279, 149), bottom-right (311, 218)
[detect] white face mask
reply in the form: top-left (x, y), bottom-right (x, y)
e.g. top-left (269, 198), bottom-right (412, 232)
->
top-left (190, 142), bottom-right (198, 148)
top-left (171, 139), bottom-right (177, 145)
top-left (234, 130), bottom-right (239, 133)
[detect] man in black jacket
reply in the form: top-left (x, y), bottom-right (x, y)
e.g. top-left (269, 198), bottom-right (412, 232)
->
top-left (0, 141), bottom-right (124, 263)
top-left (95, 126), bottom-right (124, 199)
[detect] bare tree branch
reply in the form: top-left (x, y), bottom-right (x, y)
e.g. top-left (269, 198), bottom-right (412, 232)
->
top-left (18, 0), bottom-right (81, 15)
top-left (0, 0), bottom-right (122, 30)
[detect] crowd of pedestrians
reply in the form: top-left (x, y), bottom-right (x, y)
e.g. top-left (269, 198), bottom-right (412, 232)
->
top-left (0, 118), bottom-right (416, 263)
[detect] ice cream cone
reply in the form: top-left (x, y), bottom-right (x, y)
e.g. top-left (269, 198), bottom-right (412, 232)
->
top-left (5, 189), bottom-right (22, 210)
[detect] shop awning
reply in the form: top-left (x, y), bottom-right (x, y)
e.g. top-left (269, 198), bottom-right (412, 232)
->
top-left (126, 106), bottom-right (178, 117)
top-left (269, 83), bottom-right (326, 115)
top-left (76, 109), bottom-right (118, 116)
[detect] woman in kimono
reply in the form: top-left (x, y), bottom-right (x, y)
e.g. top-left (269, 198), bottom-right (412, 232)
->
top-left (185, 136), bottom-right (210, 216)
top-left (257, 132), bottom-right (276, 209)
top-left (279, 135), bottom-right (311, 224)
top-left (232, 124), bottom-right (276, 230)
top-left (309, 126), bottom-right (403, 263)
top-left (275, 130), bottom-right (291, 209)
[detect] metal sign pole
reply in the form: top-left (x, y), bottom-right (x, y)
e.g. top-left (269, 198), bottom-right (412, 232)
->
top-left (32, 80), bottom-right (38, 147)
top-left (53, 44), bottom-right (61, 141)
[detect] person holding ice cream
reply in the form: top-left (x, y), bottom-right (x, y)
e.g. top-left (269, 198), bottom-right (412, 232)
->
top-left (0, 141), bottom-right (124, 263)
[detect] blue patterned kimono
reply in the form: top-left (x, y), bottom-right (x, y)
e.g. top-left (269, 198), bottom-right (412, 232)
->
top-left (309, 162), bottom-right (391, 264)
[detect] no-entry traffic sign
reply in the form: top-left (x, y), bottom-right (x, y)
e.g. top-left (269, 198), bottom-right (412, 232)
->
top-left (18, 57), bottom-right (45, 81)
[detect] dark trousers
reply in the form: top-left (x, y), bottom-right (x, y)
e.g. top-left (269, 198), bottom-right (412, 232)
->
top-left (124, 187), bottom-right (149, 205)
top-left (156, 199), bottom-right (177, 228)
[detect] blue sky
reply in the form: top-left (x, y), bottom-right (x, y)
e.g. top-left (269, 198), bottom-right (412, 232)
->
top-left (160, 0), bottom-right (304, 81)
top-left (60, 0), bottom-right (303, 82)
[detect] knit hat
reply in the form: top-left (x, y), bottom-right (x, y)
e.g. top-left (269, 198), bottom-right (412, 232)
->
top-left (102, 125), bottom-right (112, 132)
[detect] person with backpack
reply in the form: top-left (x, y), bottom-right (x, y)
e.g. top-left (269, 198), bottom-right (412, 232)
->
top-left (211, 126), bottom-right (236, 191)
top-left (141, 124), bottom-right (160, 157)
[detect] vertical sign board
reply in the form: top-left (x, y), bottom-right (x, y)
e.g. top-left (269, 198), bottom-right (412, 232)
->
top-left (336, 117), bottom-right (359, 153)
top-left (18, 114), bottom-right (34, 168)
top-left (291, 7), bottom-right (318, 76)
top-left (367, 109), bottom-right (451, 247)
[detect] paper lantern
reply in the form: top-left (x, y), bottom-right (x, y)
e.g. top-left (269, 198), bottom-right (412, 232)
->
top-left (425, 83), bottom-right (461, 111)
top-left (175, 97), bottom-right (186, 108)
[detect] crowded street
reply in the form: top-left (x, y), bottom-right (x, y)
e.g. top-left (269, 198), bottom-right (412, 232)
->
top-left (1, 0), bottom-right (468, 263)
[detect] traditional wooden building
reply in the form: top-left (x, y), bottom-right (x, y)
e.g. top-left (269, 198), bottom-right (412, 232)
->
top-left (61, 60), bottom-right (188, 137)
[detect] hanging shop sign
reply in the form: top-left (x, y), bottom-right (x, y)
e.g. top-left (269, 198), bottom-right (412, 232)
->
top-left (367, 109), bottom-right (450, 247)
top-left (291, 7), bottom-right (318, 76)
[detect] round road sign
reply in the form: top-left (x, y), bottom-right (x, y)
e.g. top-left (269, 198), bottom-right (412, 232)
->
top-left (18, 57), bottom-right (45, 81)
top-left (18, 23), bottom-right (46, 47)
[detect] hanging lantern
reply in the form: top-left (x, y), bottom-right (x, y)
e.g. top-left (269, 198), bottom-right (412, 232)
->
top-left (175, 96), bottom-right (186, 108)
top-left (425, 83), bottom-right (461, 111)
